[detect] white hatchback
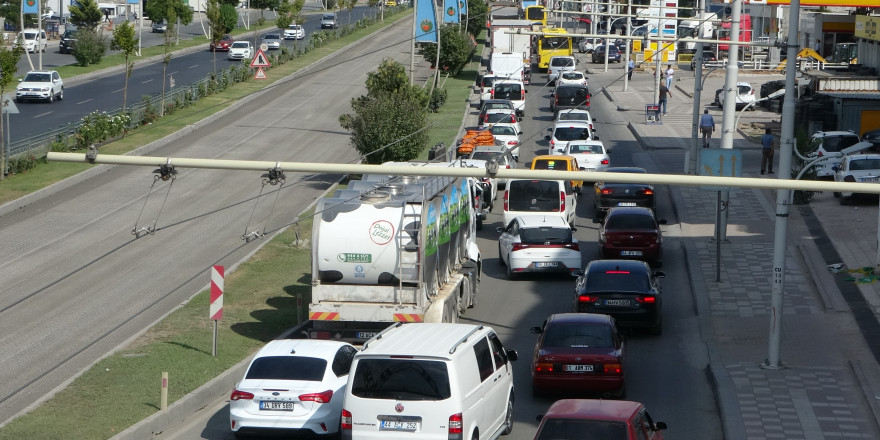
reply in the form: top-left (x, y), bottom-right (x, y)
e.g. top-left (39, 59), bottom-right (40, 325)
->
top-left (490, 122), bottom-right (522, 161)
top-left (718, 82), bottom-right (757, 110)
top-left (227, 41), bottom-right (253, 61)
top-left (833, 153), bottom-right (880, 203)
top-left (229, 339), bottom-right (358, 439)
top-left (563, 140), bottom-right (610, 173)
top-left (555, 71), bottom-right (588, 87)
top-left (497, 215), bottom-right (581, 279)
top-left (546, 122), bottom-right (593, 155)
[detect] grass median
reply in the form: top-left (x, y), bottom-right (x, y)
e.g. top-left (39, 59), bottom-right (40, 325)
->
top-left (0, 14), bottom-right (484, 440)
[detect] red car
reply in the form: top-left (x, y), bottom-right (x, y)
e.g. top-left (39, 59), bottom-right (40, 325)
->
top-left (210, 34), bottom-right (234, 51)
top-left (531, 313), bottom-right (626, 398)
top-left (595, 206), bottom-right (666, 266)
top-left (533, 399), bottom-right (667, 440)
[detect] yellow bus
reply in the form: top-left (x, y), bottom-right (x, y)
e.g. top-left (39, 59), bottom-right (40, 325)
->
top-left (536, 28), bottom-right (573, 70)
top-left (523, 5), bottom-right (547, 27)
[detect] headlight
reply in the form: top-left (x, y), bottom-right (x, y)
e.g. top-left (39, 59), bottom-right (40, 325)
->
top-left (42, 86), bottom-right (50, 91)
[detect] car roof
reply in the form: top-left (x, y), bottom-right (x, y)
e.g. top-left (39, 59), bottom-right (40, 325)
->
top-left (555, 83), bottom-right (589, 89)
top-left (360, 323), bottom-right (491, 356)
top-left (844, 154), bottom-right (880, 160)
top-left (553, 121), bottom-right (591, 129)
top-left (813, 131), bottom-right (858, 137)
top-left (25, 70), bottom-right (56, 74)
top-left (606, 206), bottom-right (656, 217)
top-left (516, 215), bottom-right (570, 228)
top-left (485, 108), bottom-right (516, 113)
top-left (542, 399), bottom-right (644, 422)
top-left (533, 155), bottom-right (574, 161)
top-left (254, 339), bottom-right (352, 359)
top-left (568, 139), bottom-right (604, 147)
top-left (546, 313), bottom-right (613, 326)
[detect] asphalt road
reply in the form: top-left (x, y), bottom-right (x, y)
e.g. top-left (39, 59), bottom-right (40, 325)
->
top-left (7, 6), bottom-right (377, 143)
top-left (0, 8), bottom-right (406, 426)
top-left (150, 53), bottom-right (722, 439)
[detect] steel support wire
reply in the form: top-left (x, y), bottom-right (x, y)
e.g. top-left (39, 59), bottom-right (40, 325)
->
top-left (132, 161), bottom-right (178, 238)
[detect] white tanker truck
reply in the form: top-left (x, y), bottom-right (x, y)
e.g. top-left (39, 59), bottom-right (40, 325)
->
top-left (304, 161), bottom-right (484, 342)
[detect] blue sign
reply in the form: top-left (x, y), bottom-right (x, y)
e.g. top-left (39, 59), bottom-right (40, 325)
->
top-left (415, 0), bottom-right (438, 43)
top-left (699, 148), bottom-right (742, 191)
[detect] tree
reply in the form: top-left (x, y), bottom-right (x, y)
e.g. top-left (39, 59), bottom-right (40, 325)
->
top-left (71, 29), bottom-right (106, 66)
top-left (206, 0), bottom-right (224, 73)
top-left (251, 0), bottom-right (280, 19)
top-left (0, 44), bottom-right (22, 182)
top-left (339, 60), bottom-right (430, 164)
top-left (341, 0), bottom-right (357, 27)
top-left (147, 0), bottom-right (194, 116)
top-left (464, 0), bottom-right (488, 37)
top-left (275, 0), bottom-right (305, 30)
top-left (218, 4), bottom-right (238, 33)
top-left (111, 21), bottom-right (138, 111)
top-left (418, 26), bottom-right (473, 75)
top-left (69, 0), bottom-right (103, 30)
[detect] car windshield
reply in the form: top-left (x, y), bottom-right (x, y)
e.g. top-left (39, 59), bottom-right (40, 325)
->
top-left (605, 214), bottom-right (656, 230)
top-left (532, 159), bottom-right (570, 171)
top-left (519, 227), bottom-right (572, 244)
top-left (849, 159), bottom-right (880, 171)
top-left (542, 324), bottom-right (613, 348)
top-left (554, 127), bottom-right (591, 141)
top-left (536, 419), bottom-right (628, 440)
top-left (551, 58), bottom-right (574, 67)
top-left (264, 34), bottom-right (280, 39)
top-left (323, 14), bottom-right (335, 19)
top-left (569, 143), bottom-right (602, 154)
top-left (819, 135), bottom-right (860, 153)
top-left (585, 270), bottom-right (649, 292)
top-left (245, 356), bottom-right (326, 381)
top-left (24, 73), bottom-right (51, 82)
top-left (737, 85), bottom-right (752, 95)
top-left (556, 87), bottom-right (590, 100)
top-left (231, 42), bottom-right (248, 48)
top-left (350, 359), bottom-right (451, 400)
top-left (23, 32), bottom-right (37, 39)
top-left (491, 125), bottom-right (517, 136)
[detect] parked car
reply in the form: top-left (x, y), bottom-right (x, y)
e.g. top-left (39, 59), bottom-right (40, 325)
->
top-left (261, 33), bottom-right (282, 50)
top-left (320, 13), bottom-right (337, 29)
top-left (551, 84), bottom-right (591, 114)
top-left (229, 339), bottom-right (358, 439)
top-left (479, 108), bottom-right (519, 129)
top-left (15, 70), bottom-right (63, 103)
top-left (284, 24), bottom-right (305, 40)
top-left (690, 50), bottom-right (718, 70)
top-left (497, 215), bottom-right (581, 278)
top-left (503, 178), bottom-right (577, 226)
top-left (594, 207), bottom-right (666, 266)
top-left (556, 71), bottom-right (588, 88)
top-left (151, 20), bottom-right (167, 33)
top-left (18, 29), bottom-right (47, 53)
top-left (530, 313), bottom-right (625, 397)
top-left (533, 399), bottom-right (667, 440)
top-left (492, 79), bottom-right (527, 117)
top-left (592, 44), bottom-right (622, 63)
top-left (227, 41), bottom-right (253, 61)
top-left (530, 155), bottom-right (583, 195)
top-left (59, 29), bottom-right (77, 54)
top-left (573, 259), bottom-right (665, 334)
top-left (547, 122), bottom-right (593, 155)
top-left (718, 82), bottom-right (757, 110)
top-left (832, 154), bottom-right (880, 204)
top-left (577, 37), bottom-right (598, 53)
top-left (209, 34), bottom-right (234, 51)
top-left (489, 123), bottom-right (522, 161)
top-left (863, 128), bottom-right (880, 150)
top-left (547, 55), bottom-right (577, 84)
top-left (563, 140), bottom-right (610, 174)
top-left (807, 130), bottom-right (863, 178)
top-left (593, 167), bottom-right (655, 212)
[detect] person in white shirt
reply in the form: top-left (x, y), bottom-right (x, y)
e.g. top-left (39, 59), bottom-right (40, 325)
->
top-left (665, 65), bottom-right (674, 88)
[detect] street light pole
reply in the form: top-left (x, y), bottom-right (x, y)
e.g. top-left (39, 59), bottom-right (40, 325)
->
top-left (765, 0), bottom-right (801, 371)
top-left (688, 0), bottom-right (706, 175)
top-left (718, 0), bottom-right (742, 242)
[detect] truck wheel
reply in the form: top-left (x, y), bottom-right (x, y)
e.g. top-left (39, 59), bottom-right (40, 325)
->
top-left (501, 393), bottom-right (514, 435)
top-left (476, 217), bottom-right (483, 230)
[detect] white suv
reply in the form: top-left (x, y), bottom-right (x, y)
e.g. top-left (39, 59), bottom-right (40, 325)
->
top-left (807, 130), bottom-right (862, 178)
top-left (547, 55), bottom-right (577, 84)
top-left (16, 70), bottom-right (63, 103)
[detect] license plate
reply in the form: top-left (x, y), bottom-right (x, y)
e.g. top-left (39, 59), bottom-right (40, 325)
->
top-left (564, 364), bottom-right (594, 372)
top-left (604, 299), bottom-right (631, 306)
top-left (380, 421), bottom-right (419, 431)
top-left (260, 401), bottom-right (294, 411)
top-left (585, 168), bottom-right (596, 172)
top-left (617, 202), bottom-right (637, 206)
top-left (535, 262), bottom-right (558, 268)
top-left (860, 177), bottom-right (879, 183)
top-left (357, 331), bottom-right (378, 339)
top-left (621, 250), bottom-right (643, 256)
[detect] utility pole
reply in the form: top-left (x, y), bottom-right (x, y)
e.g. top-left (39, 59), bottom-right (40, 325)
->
top-left (718, 0), bottom-right (742, 242)
top-left (688, 0), bottom-right (705, 175)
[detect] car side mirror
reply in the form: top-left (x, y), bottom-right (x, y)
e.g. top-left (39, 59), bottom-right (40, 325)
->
top-left (653, 271), bottom-right (666, 278)
top-left (518, 131), bottom-right (523, 135)
top-left (535, 415), bottom-right (544, 422)
top-left (594, 135), bottom-right (600, 140)
top-left (654, 422), bottom-right (668, 431)
top-left (506, 349), bottom-right (518, 361)
top-left (831, 166), bottom-right (839, 172)
top-left (496, 226), bottom-right (505, 233)
top-left (529, 326), bottom-right (542, 334)
top-left (606, 148), bottom-right (612, 153)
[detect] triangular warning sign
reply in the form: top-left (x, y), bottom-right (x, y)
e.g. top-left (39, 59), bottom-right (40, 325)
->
top-left (254, 67), bottom-right (267, 79)
top-left (250, 49), bottom-right (271, 68)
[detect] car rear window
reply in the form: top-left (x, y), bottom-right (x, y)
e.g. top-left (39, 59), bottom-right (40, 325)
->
top-left (491, 125), bottom-right (517, 136)
top-left (585, 270), bottom-right (649, 292)
top-left (556, 87), bottom-right (590, 101)
top-left (246, 356), bottom-right (326, 381)
top-left (543, 324), bottom-right (613, 348)
top-left (551, 57), bottom-right (574, 67)
top-left (553, 126), bottom-right (591, 141)
top-left (494, 84), bottom-right (522, 98)
top-left (821, 135), bottom-right (861, 152)
top-left (520, 227), bottom-right (572, 244)
top-left (569, 143), bottom-right (602, 154)
top-left (508, 180), bottom-right (561, 212)
top-left (486, 112), bottom-right (515, 124)
top-left (558, 112), bottom-right (589, 123)
top-left (532, 159), bottom-right (571, 171)
top-left (350, 359), bottom-right (451, 400)
top-left (605, 214), bottom-right (656, 230)
top-left (470, 151), bottom-right (502, 161)
top-left (849, 159), bottom-right (880, 170)
top-left (536, 419), bottom-right (628, 440)
top-left (561, 72), bottom-right (581, 80)
top-left (482, 77), bottom-right (498, 87)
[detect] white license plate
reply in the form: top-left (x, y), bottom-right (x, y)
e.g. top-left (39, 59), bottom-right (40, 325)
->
top-left (260, 401), bottom-right (294, 411)
top-left (617, 202), bottom-right (637, 206)
top-left (860, 177), bottom-right (879, 183)
top-left (621, 250), bottom-right (643, 256)
top-left (380, 421), bottom-right (419, 431)
top-left (585, 168), bottom-right (596, 172)
top-left (604, 299), bottom-right (631, 306)
top-left (357, 331), bottom-right (377, 339)
top-left (535, 262), bottom-right (558, 268)
top-left (564, 364), bottom-right (594, 372)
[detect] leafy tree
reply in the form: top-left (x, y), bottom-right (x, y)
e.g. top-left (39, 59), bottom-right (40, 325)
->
top-left (218, 4), bottom-right (238, 33)
top-left (465, 0), bottom-right (488, 37)
top-left (418, 26), bottom-right (473, 75)
top-left (69, 0), bottom-right (103, 30)
top-left (366, 0), bottom-right (380, 19)
top-left (341, 0), bottom-right (357, 27)
top-left (339, 60), bottom-right (430, 164)
top-left (206, 0), bottom-right (224, 74)
top-left (111, 21), bottom-right (138, 111)
top-left (0, 44), bottom-right (22, 181)
top-left (276, 0), bottom-right (305, 29)
top-left (71, 29), bottom-right (106, 66)
top-left (147, 0), bottom-right (193, 116)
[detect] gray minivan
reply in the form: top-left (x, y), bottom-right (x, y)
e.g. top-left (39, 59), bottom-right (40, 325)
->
top-left (551, 84), bottom-right (591, 114)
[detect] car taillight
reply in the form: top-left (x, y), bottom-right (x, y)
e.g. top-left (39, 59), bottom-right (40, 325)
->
top-left (565, 243), bottom-right (579, 251)
top-left (535, 362), bottom-right (554, 372)
top-left (299, 390), bottom-right (333, 403)
top-left (474, 194), bottom-right (481, 210)
top-left (603, 363), bottom-right (623, 375)
top-left (509, 114), bottom-right (516, 123)
top-left (512, 243), bottom-right (528, 251)
top-left (578, 294), bottom-right (597, 303)
top-left (636, 295), bottom-right (657, 304)
top-left (549, 139), bottom-right (555, 148)
top-left (504, 190), bottom-right (509, 211)
top-left (642, 189), bottom-right (654, 195)
top-left (490, 89), bottom-right (495, 98)
top-left (586, 94), bottom-right (592, 105)
top-left (341, 409), bottom-right (352, 430)
top-left (521, 89), bottom-right (525, 100)
top-left (508, 140), bottom-right (518, 146)
top-left (230, 389), bottom-right (254, 401)
top-left (482, 113), bottom-right (489, 123)
top-left (601, 159), bottom-right (609, 165)
top-left (449, 413), bottom-right (463, 435)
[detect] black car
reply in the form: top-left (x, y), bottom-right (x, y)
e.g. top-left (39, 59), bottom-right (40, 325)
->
top-left (593, 167), bottom-right (655, 213)
top-left (551, 84), bottom-right (591, 113)
top-left (59, 29), bottom-right (77, 54)
top-left (573, 259), bottom-right (664, 334)
top-left (690, 50), bottom-right (718, 70)
top-left (591, 45), bottom-right (622, 63)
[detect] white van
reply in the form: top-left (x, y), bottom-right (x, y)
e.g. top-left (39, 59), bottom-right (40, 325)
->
top-left (18, 29), bottom-right (47, 53)
top-left (503, 178), bottom-right (577, 226)
top-left (342, 323), bottom-right (518, 440)
top-left (490, 52), bottom-right (527, 82)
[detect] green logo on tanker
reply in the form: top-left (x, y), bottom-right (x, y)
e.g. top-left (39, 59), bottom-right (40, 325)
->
top-left (460, 180), bottom-right (471, 224)
top-left (426, 203), bottom-right (438, 256)
top-left (439, 195), bottom-right (450, 245)
top-left (449, 186), bottom-right (461, 234)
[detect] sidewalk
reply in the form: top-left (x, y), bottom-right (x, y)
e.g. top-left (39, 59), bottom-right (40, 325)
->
top-left (586, 63), bottom-right (880, 439)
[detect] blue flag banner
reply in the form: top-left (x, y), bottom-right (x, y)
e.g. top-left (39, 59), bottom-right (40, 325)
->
top-left (459, 0), bottom-right (467, 17)
top-left (415, 0), bottom-right (438, 43)
top-left (443, 0), bottom-right (459, 23)
top-left (22, 0), bottom-right (38, 14)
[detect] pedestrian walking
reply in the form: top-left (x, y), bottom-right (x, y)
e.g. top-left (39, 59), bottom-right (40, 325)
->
top-left (627, 58), bottom-right (635, 81)
top-left (665, 64), bottom-right (674, 88)
top-left (105, 10), bottom-right (111, 23)
top-left (658, 83), bottom-right (670, 115)
top-left (700, 109), bottom-right (715, 147)
top-left (761, 128), bottom-right (775, 174)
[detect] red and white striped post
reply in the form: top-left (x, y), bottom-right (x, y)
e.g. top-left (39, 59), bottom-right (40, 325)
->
top-left (210, 265), bottom-right (224, 357)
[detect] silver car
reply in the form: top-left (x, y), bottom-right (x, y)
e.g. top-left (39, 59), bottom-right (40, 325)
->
top-left (320, 13), bottom-right (337, 29)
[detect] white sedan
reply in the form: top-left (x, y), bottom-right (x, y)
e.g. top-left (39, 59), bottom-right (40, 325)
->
top-left (718, 82), bottom-right (757, 110)
top-left (229, 339), bottom-right (358, 438)
top-left (833, 153), bottom-right (880, 204)
top-left (497, 215), bottom-right (581, 279)
top-left (489, 123), bottom-right (522, 161)
top-left (563, 140), bottom-right (610, 173)
top-left (555, 71), bottom-right (588, 87)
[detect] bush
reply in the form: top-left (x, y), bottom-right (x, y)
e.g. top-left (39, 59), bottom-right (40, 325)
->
top-left (429, 86), bottom-right (447, 112)
top-left (71, 29), bottom-right (106, 67)
top-left (75, 111), bottom-right (132, 149)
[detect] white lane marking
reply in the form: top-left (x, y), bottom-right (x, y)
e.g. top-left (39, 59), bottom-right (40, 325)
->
top-left (113, 88), bottom-right (123, 94)
top-left (141, 79), bottom-right (154, 84)
top-left (34, 111), bottom-right (53, 118)
top-left (76, 99), bottom-right (93, 104)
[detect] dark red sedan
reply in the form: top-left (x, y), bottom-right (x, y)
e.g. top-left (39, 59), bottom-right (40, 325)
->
top-left (595, 206), bottom-right (665, 266)
top-left (210, 34), bottom-right (234, 52)
top-left (531, 313), bottom-right (626, 398)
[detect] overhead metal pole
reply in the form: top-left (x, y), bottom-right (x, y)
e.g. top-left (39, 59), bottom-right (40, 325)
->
top-left (688, 0), bottom-right (705, 175)
top-left (410, 0), bottom-right (417, 85)
top-left (622, 0), bottom-right (631, 91)
top-left (718, 0), bottom-right (742, 242)
top-left (765, 0), bottom-right (800, 371)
